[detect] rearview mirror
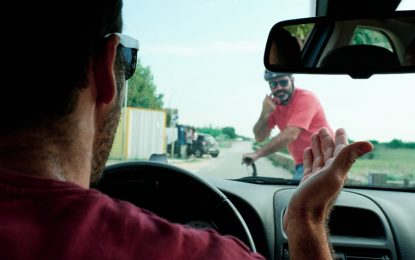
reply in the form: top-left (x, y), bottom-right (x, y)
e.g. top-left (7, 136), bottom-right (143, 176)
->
top-left (264, 11), bottom-right (415, 78)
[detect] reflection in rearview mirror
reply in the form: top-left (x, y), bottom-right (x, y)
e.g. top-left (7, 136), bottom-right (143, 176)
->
top-left (264, 11), bottom-right (415, 78)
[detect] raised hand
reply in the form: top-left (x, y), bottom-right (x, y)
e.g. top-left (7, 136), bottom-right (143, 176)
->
top-left (283, 128), bottom-right (373, 259)
top-left (261, 95), bottom-right (275, 115)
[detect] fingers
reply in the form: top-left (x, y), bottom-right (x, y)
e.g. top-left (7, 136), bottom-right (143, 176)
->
top-left (331, 128), bottom-right (373, 173)
top-left (331, 141), bottom-right (374, 173)
top-left (309, 128), bottom-right (335, 171)
top-left (263, 95), bottom-right (276, 112)
top-left (242, 153), bottom-right (256, 165)
top-left (311, 133), bottom-right (324, 171)
top-left (242, 154), bottom-right (249, 165)
top-left (318, 128), bottom-right (335, 163)
top-left (302, 147), bottom-right (313, 178)
top-left (242, 157), bottom-right (253, 165)
top-left (334, 128), bottom-right (348, 156)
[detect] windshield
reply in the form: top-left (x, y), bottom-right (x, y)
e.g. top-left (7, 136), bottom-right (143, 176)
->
top-left (108, 0), bottom-right (415, 190)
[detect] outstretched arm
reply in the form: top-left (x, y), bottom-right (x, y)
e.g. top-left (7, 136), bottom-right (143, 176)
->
top-left (243, 126), bottom-right (301, 163)
top-left (284, 128), bottom-right (373, 260)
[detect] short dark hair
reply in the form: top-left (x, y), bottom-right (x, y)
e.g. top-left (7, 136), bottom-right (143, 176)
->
top-left (1, 0), bottom-right (123, 133)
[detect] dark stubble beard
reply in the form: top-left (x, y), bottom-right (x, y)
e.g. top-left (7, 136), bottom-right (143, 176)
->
top-left (90, 77), bottom-right (124, 184)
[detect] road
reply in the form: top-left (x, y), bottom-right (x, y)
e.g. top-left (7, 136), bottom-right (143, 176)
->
top-left (169, 141), bottom-right (292, 180)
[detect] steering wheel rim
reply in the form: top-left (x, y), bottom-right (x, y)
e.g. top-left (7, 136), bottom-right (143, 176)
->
top-left (95, 161), bottom-right (257, 252)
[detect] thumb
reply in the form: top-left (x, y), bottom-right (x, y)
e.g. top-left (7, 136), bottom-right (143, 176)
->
top-left (331, 141), bottom-right (373, 173)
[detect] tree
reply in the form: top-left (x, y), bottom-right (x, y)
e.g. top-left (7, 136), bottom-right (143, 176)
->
top-left (197, 127), bottom-right (222, 137)
top-left (222, 127), bottom-right (236, 139)
top-left (127, 59), bottom-right (164, 109)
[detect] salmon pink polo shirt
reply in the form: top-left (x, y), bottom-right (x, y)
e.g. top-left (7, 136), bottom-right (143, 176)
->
top-left (268, 88), bottom-right (333, 165)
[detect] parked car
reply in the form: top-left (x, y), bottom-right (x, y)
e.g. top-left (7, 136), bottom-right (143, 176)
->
top-left (194, 133), bottom-right (220, 158)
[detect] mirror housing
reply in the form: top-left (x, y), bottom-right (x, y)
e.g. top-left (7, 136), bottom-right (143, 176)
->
top-left (264, 11), bottom-right (415, 78)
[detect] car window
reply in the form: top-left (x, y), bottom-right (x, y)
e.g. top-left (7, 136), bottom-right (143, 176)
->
top-left (108, 0), bottom-right (415, 190)
top-left (350, 27), bottom-right (394, 52)
top-left (296, 74), bottom-right (414, 188)
top-left (398, 0), bottom-right (415, 10)
top-left (283, 23), bottom-right (316, 49)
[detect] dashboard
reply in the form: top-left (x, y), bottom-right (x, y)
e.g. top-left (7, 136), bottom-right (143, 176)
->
top-left (211, 178), bottom-right (415, 260)
top-left (98, 161), bottom-right (415, 260)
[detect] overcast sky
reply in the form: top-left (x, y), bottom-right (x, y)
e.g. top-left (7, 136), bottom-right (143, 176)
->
top-left (122, 0), bottom-right (415, 142)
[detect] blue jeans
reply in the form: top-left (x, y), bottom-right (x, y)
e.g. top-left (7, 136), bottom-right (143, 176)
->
top-left (293, 164), bottom-right (304, 180)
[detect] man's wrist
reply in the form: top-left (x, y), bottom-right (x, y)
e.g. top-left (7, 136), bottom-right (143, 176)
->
top-left (285, 217), bottom-right (326, 235)
top-left (284, 206), bottom-right (327, 234)
top-left (285, 218), bottom-right (332, 260)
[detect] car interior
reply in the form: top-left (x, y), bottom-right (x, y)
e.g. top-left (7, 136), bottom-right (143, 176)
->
top-left (96, 0), bottom-right (415, 259)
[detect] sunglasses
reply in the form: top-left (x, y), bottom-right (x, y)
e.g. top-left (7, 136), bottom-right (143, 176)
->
top-left (106, 33), bottom-right (139, 80)
top-left (269, 79), bottom-right (289, 89)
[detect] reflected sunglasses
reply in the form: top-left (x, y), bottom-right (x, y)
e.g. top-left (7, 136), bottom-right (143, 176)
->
top-left (106, 33), bottom-right (139, 80)
top-left (269, 79), bottom-right (289, 89)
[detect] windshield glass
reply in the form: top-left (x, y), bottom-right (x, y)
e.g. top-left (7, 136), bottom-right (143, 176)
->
top-left (108, 0), bottom-right (415, 190)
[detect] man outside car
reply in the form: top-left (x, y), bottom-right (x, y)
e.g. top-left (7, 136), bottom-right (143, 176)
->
top-left (243, 71), bottom-right (333, 180)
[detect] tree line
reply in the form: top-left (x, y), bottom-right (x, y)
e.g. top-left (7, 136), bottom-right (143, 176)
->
top-left (127, 60), bottom-right (241, 140)
top-left (196, 126), bottom-right (238, 140)
top-left (368, 139), bottom-right (415, 150)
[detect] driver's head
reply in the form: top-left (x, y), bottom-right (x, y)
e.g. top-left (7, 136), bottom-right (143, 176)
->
top-left (1, 0), bottom-right (124, 131)
top-left (264, 70), bottom-right (295, 105)
top-left (0, 0), bottom-right (134, 184)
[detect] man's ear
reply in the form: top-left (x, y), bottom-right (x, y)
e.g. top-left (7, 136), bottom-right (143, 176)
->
top-left (93, 34), bottom-right (119, 104)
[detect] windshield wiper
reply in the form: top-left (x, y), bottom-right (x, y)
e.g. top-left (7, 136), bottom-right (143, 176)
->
top-left (238, 160), bottom-right (299, 184)
top-left (234, 176), bottom-right (300, 185)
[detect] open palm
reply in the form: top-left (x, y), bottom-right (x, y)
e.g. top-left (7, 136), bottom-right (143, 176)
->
top-left (283, 128), bottom-right (374, 231)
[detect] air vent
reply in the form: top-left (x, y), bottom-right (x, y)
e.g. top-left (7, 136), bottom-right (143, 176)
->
top-left (335, 248), bottom-right (391, 260)
top-left (347, 257), bottom-right (389, 260)
top-left (283, 247), bottom-right (390, 260)
top-left (329, 206), bottom-right (386, 238)
top-left (333, 253), bottom-right (390, 260)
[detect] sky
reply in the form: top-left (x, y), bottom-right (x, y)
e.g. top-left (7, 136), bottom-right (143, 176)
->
top-left (122, 0), bottom-right (415, 142)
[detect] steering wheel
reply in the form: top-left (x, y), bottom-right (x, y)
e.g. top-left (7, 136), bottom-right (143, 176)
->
top-left (95, 161), bottom-right (257, 252)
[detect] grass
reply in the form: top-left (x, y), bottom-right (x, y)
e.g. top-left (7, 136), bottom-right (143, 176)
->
top-left (261, 142), bottom-right (415, 187)
top-left (349, 146), bottom-right (415, 186)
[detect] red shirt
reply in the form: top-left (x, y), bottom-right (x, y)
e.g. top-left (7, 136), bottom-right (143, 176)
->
top-left (268, 88), bottom-right (333, 164)
top-left (0, 168), bottom-right (264, 260)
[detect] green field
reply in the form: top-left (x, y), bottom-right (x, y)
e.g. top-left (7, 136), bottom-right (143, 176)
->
top-left (264, 143), bottom-right (415, 187)
top-left (348, 146), bottom-right (415, 186)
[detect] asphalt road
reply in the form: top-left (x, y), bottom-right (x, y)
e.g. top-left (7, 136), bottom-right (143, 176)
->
top-left (169, 141), bottom-right (292, 180)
